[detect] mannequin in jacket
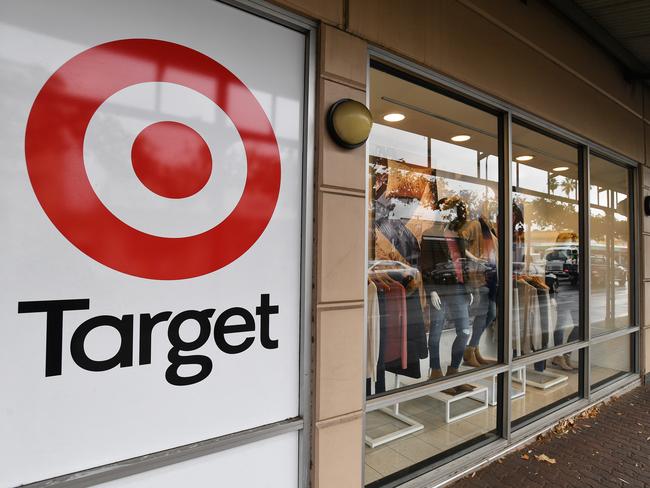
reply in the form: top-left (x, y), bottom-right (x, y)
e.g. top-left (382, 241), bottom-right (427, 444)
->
top-left (421, 197), bottom-right (477, 395)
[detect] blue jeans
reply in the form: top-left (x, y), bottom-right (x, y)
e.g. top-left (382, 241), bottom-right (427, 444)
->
top-left (469, 286), bottom-right (496, 348)
top-left (428, 285), bottom-right (471, 370)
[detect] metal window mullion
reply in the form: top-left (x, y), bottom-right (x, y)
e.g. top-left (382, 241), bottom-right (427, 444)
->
top-left (297, 24), bottom-right (316, 488)
top-left (511, 341), bottom-right (587, 367)
top-left (364, 365), bottom-right (510, 412)
top-left (630, 164), bottom-right (641, 375)
top-left (498, 111), bottom-right (513, 441)
top-left (580, 145), bottom-right (591, 400)
top-left (590, 325), bottom-right (639, 345)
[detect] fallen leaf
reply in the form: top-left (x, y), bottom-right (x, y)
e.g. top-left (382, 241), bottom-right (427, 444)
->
top-left (521, 454), bottom-right (529, 460)
top-left (535, 454), bottom-right (556, 464)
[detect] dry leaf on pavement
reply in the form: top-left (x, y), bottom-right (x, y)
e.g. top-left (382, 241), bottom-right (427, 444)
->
top-left (535, 454), bottom-right (556, 464)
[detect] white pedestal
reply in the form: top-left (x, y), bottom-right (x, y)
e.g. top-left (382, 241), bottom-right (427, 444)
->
top-left (478, 366), bottom-right (526, 406)
top-left (430, 386), bottom-right (489, 423)
top-left (519, 368), bottom-right (568, 390)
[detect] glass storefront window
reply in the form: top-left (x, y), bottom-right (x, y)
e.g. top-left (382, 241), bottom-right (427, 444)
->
top-left (590, 335), bottom-right (633, 389)
top-left (511, 349), bottom-right (582, 426)
top-left (367, 68), bottom-right (500, 397)
top-left (589, 155), bottom-right (631, 335)
top-left (364, 62), bottom-right (638, 488)
top-left (511, 123), bottom-right (581, 367)
top-left (364, 373), bottom-right (500, 486)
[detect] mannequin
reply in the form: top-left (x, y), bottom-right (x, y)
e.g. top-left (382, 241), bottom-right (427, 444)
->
top-left (464, 215), bottom-right (498, 366)
top-left (421, 197), bottom-right (475, 394)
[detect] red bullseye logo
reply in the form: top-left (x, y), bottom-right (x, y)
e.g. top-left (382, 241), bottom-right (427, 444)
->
top-left (24, 39), bottom-right (281, 280)
top-left (131, 121), bottom-right (213, 199)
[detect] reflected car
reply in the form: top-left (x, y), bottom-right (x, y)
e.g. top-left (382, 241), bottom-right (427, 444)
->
top-left (544, 245), bottom-right (579, 285)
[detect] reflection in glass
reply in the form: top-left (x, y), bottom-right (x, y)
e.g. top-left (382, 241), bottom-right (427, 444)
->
top-left (364, 376), bottom-right (498, 485)
top-left (590, 335), bottom-right (633, 388)
top-left (511, 349), bottom-right (581, 425)
top-left (589, 156), bottom-right (631, 335)
top-left (367, 67), bottom-right (500, 398)
top-left (511, 124), bottom-right (580, 372)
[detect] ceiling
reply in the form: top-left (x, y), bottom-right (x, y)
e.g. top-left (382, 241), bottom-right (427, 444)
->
top-left (370, 68), bottom-right (579, 179)
top-left (547, 0), bottom-right (650, 79)
top-left (370, 67), bottom-right (630, 194)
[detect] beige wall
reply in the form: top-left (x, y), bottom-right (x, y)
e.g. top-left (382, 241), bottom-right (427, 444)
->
top-left (312, 25), bottom-right (368, 488)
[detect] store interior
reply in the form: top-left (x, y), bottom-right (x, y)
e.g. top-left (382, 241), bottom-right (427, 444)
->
top-left (364, 67), bottom-right (632, 486)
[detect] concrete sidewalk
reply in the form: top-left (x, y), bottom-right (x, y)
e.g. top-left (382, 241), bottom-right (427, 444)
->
top-left (451, 384), bottom-right (650, 488)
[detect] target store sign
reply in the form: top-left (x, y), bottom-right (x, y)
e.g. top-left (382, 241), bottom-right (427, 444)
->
top-left (0, 1), bottom-right (306, 486)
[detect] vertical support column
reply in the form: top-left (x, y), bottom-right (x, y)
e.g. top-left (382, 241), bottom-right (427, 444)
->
top-left (639, 164), bottom-right (650, 380)
top-left (579, 145), bottom-right (591, 399)
top-left (640, 93), bottom-right (650, 382)
top-left (497, 111), bottom-right (513, 441)
top-left (629, 164), bottom-right (640, 376)
top-left (312, 24), bottom-right (368, 488)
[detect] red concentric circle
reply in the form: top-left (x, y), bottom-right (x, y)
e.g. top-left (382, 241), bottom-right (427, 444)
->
top-left (24, 39), bottom-right (281, 280)
top-left (131, 121), bottom-right (213, 199)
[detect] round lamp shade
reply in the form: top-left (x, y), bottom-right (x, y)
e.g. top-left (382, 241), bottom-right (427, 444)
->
top-left (327, 99), bottom-right (373, 149)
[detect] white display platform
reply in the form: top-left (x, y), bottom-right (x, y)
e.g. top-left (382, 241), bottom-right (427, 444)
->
top-left (478, 366), bottom-right (526, 406)
top-left (365, 376), bottom-right (424, 449)
top-left (517, 368), bottom-right (568, 390)
top-left (364, 404), bottom-right (424, 449)
top-left (430, 386), bottom-right (489, 423)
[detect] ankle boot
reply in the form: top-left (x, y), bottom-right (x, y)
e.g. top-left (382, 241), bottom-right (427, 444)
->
top-left (474, 347), bottom-right (495, 365)
top-left (563, 353), bottom-right (578, 370)
top-left (551, 355), bottom-right (573, 371)
top-left (463, 346), bottom-right (482, 368)
top-left (429, 368), bottom-right (444, 381)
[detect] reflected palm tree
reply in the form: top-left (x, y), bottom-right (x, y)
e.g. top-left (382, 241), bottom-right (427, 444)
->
top-left (561, 178), bottom-right (577, 198)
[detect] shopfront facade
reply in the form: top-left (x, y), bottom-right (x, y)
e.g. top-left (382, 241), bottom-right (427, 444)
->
top-left (302, 1), bottom-right (649, 487)
top-left (1, 1), bottom-right (649, 488)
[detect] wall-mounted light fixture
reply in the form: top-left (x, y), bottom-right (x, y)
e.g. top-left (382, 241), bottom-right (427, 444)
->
top-left (327, 99), bottom-right (373, 149)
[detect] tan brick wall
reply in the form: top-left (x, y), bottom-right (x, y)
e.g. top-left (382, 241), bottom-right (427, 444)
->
top-left (311, 25), bottom-right (367, 488)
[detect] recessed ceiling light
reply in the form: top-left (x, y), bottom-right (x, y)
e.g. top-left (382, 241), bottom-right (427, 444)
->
top-left (383, 113), bottom-right (405, 122)
top-left (553, 166), bottom-right (569, 172)
top-left (515, 155), bottom-right (534, 161)
top-left (451, 135), bottom-right (471, 142)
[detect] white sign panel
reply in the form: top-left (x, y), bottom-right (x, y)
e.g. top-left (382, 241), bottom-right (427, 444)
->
top-left (96, 432), bottom-right (299, 488)
top-left (0, 1), bottom-right (305, 485)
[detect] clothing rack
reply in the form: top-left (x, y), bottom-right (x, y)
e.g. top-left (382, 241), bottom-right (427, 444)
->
top-left (513, 274), bottom-right (568, 389)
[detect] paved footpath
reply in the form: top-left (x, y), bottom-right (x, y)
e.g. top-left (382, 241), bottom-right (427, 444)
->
top-left (452, 384), bottom-right (650, 488)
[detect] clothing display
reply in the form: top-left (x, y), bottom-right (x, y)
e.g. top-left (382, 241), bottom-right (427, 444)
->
top-left (512, 275), bottom-right (557, 357)
top-left (367, 281), bottom-right (380, 382)
top-left (367, 264), bottom-right (429, 392)
top-left (367, 156), bottom-right (499, 394)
